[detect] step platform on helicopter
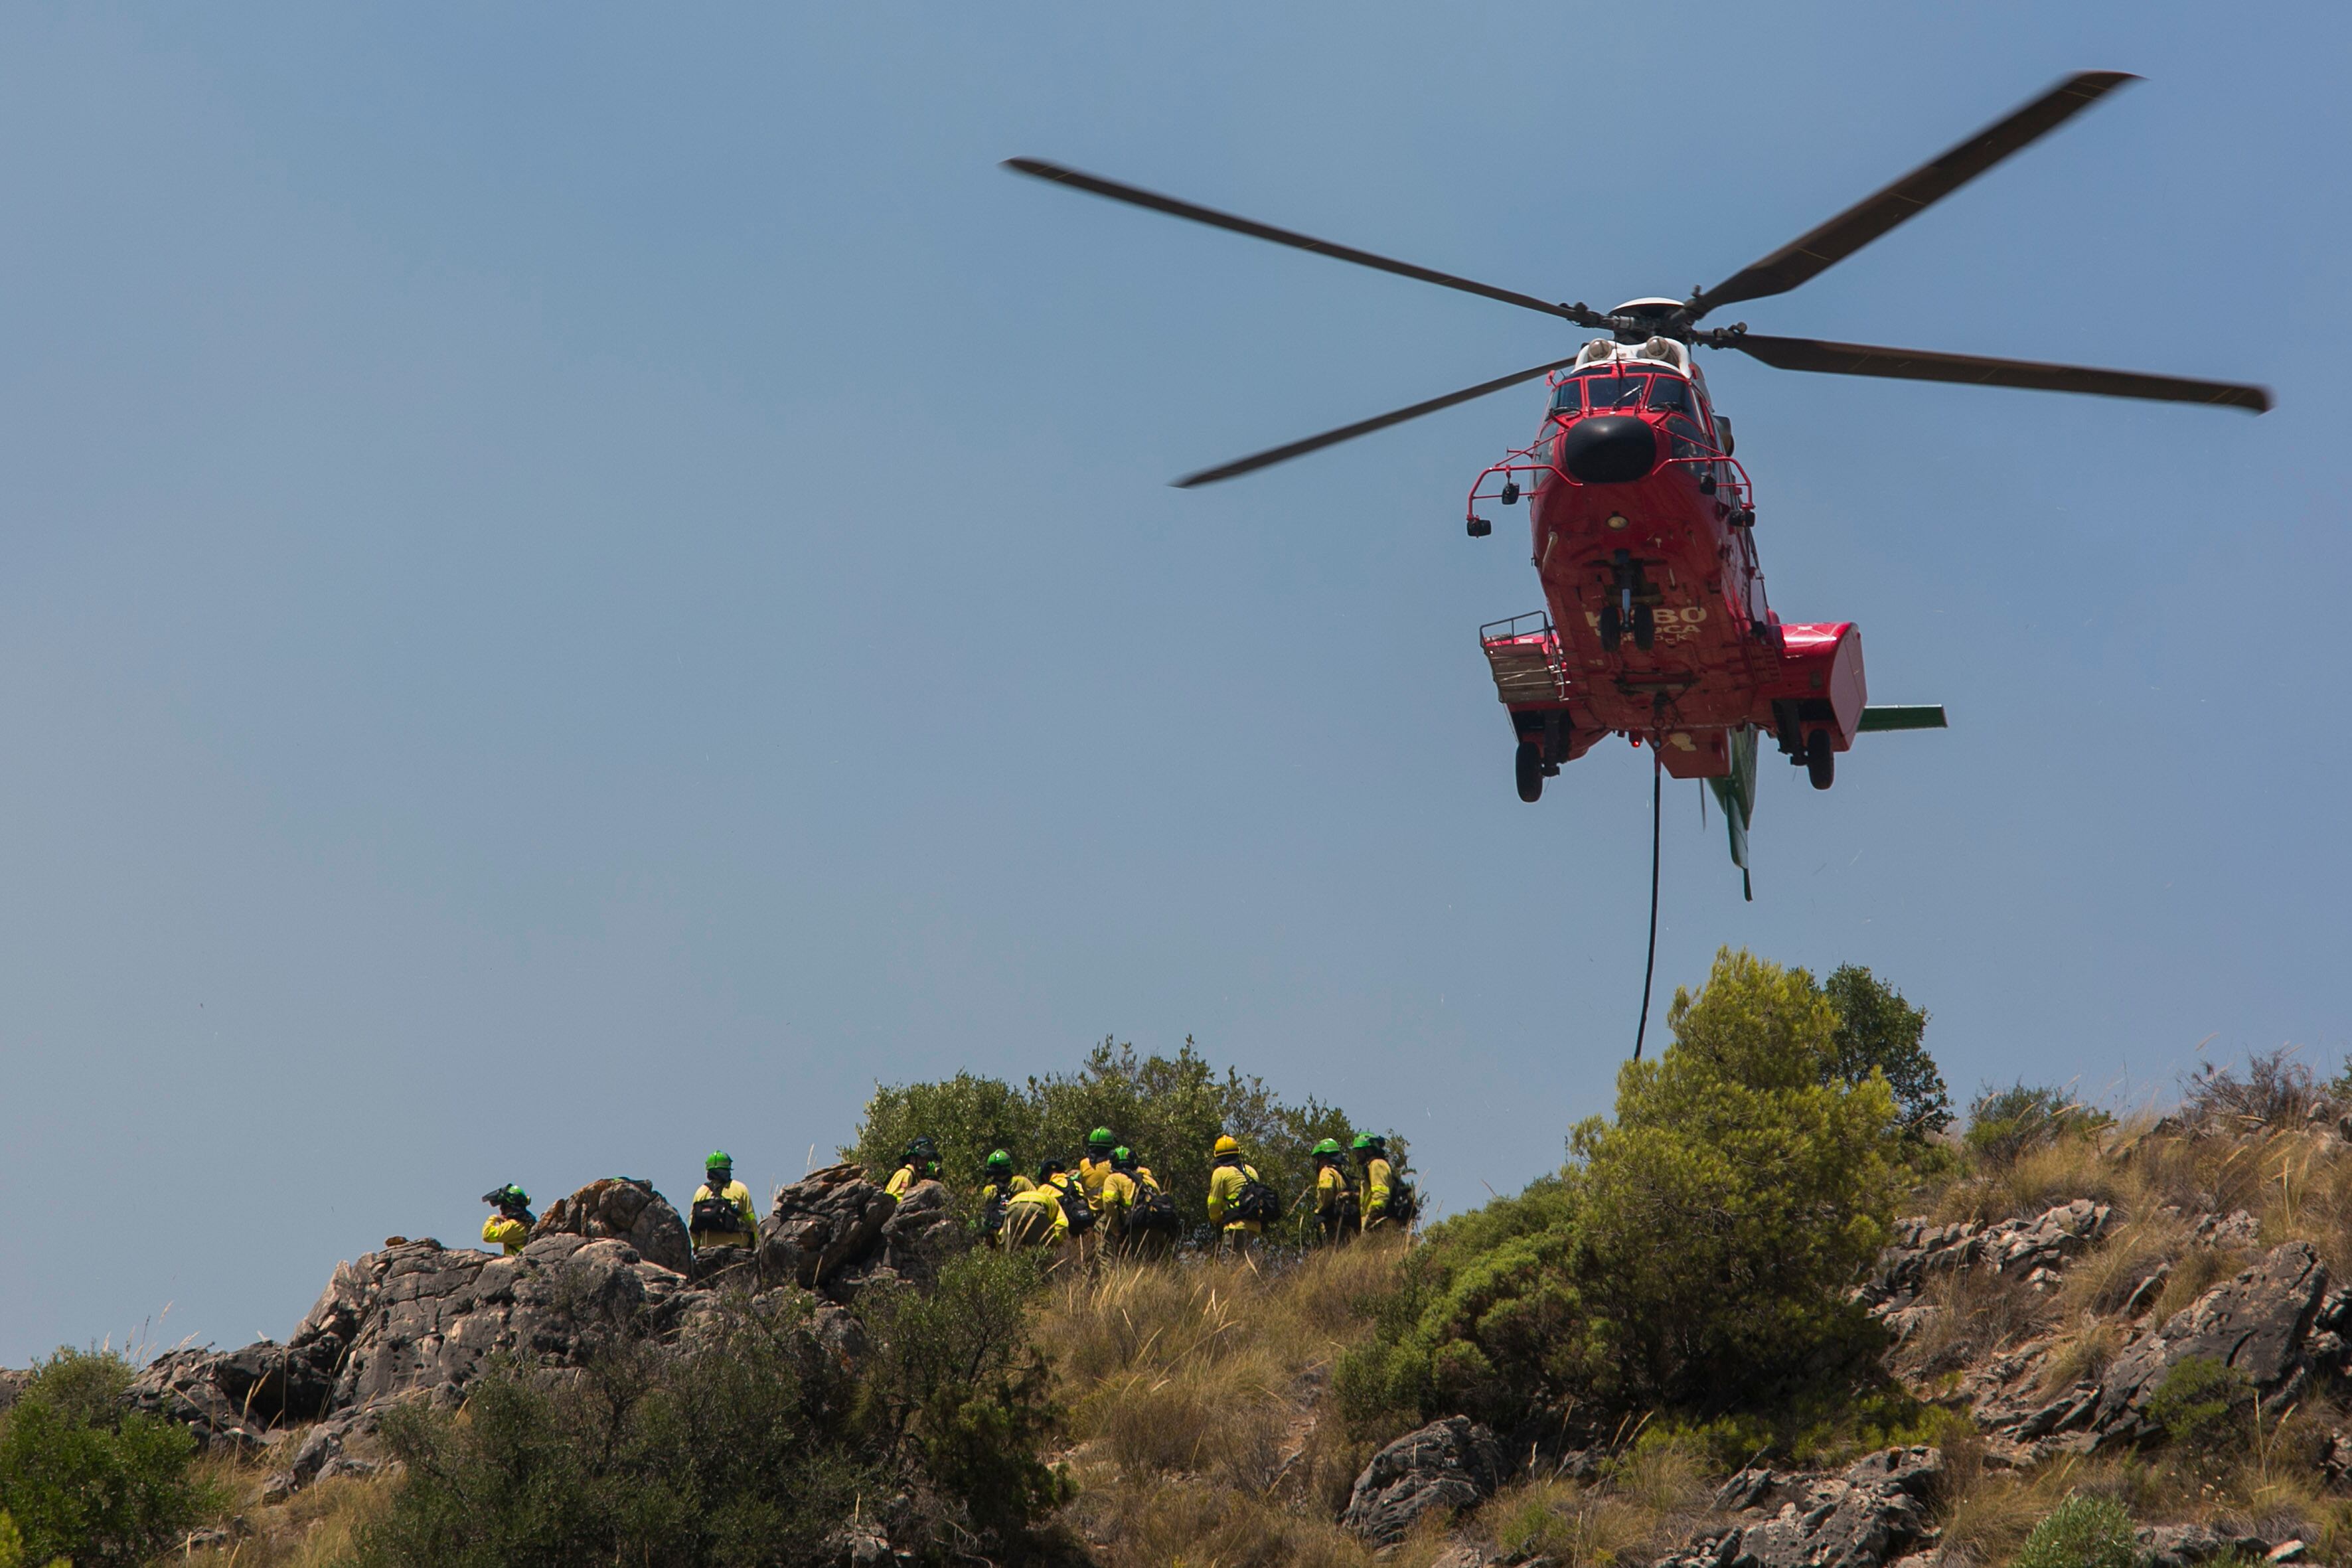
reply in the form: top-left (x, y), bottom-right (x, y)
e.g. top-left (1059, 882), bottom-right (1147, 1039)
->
top-left (1479, 608), bottom-right (1945, 797)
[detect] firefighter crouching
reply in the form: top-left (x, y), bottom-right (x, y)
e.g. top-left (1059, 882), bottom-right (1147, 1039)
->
top-left (1002, 1159), bottom-right (1071, 1253)
top-left (975, 1148), bottom-right (1032, 1247)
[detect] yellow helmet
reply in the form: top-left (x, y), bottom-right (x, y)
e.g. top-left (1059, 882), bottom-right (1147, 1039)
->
top-left (1213, 1135), bottom-right (1240, 1156)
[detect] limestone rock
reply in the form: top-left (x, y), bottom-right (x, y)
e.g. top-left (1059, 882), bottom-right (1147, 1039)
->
top-left (2136, 1523), bottom-right (2274, 1568)
top-left (2090, 1242), bottom-right (2327, 1445)
top-left (1861, 1201), bottom-right (2113, 1318)
top-left (530, 1177), bottom-right (692, 1275)
top-left (763, 1164), bottom-right (898, 1289)
top-left (1658, 1447), bottom-right (1942, 1568)
top-left (1341, 1415), bottom-right (1507, 1547)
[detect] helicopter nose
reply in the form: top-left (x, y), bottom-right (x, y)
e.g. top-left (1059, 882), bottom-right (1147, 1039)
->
top-left (1559, 415), bottom-right (1657, 484)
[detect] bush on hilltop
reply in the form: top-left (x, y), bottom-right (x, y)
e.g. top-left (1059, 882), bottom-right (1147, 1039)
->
top-left (1338, 948), bottom-right (1908, 1440)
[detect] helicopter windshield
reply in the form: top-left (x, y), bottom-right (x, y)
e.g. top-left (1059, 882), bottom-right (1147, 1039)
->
top-left (1644, 377), bottom-right (1693, 415)
top-left (1583, 373), bottom-right (1647, 412)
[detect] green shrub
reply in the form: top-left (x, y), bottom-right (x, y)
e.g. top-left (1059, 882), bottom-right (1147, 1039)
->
top-left (2148, 1354), bottom-right (2252, 1458)
top-left (1338, 948), bottom-right (1907, 1438)
top-left (848, 1038), bottom-right (1370, 1243)
top-left (852, 1250), bottom-right (1069, 1541)
top-left (2010, 1492), bottom-right (2138, 1568)
top-left (1820, 964), bottom-right (1950, 1137)
top-left (352, 1255), bottom-right (1064, 1567)
top-left (0, 1348), bottom-right (217, 1568)
top-left (1964, 1083), bottom-right (2111, 1166)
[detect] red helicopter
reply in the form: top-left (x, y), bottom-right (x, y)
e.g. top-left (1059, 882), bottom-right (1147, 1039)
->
top-left (1008, 72), bottom-right (2268, 900)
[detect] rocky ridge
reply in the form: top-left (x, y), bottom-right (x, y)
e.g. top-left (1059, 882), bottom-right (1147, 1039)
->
top-left (121, 1165), bottom-right (957, 1494)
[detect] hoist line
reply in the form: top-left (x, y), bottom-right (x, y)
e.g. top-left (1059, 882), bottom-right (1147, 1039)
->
top-left (1634, 747), bottom-right (1663, 1060)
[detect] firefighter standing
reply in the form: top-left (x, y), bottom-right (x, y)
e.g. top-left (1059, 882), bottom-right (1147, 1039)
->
top-left (1310, 1138), bottom-right (1358, 1245)
top-left (690, 1152), bottom-right (759, 1253)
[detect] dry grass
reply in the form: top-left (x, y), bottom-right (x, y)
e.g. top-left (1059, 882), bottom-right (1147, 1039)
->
top-left (2037, 1314), bottom-right (2126, 1395)
top-left (1467, 1439), bottom-right (1712, 1568)
top-left (1896, 1264), bottom-right (2059, 1379)
top-left (183, 1444), bottom-right (392, 1567)
top-left (1043, 1242), bottom-right (1407, 1565)
top-left (2049, 1210), bottom-right (2193, 1320)
top-left (1928, 1133), bottom-right (2145, 1228)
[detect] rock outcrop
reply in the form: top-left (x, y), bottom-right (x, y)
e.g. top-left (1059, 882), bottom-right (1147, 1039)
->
top-left (1861, 1200), bottom-right (2115, 1326)
top-left (530, 1177), bottom-right (692, 1275)
top-left (1948, 1241), bottom-right (2333, 1456)
top-left (1342, 1415), bottom-right (1507, 1547)
top-left (1660, 1447), bottom-right (1943, 1568)
top-left (757, 1164), bottom-right (957, 1294)
top-left (121, 1166), bottom-right (950, 1458)
top-left (2087, 1241), bottom-right (2329, 1442)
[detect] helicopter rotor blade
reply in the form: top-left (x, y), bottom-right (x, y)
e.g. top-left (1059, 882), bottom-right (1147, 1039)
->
top-left (1004, 158), bottom-right (1590, 324)
top-left (1717, 332), bottom-right (2271, 412)
top-left (1172, 357), bottom-right (1582, 488)
top-left (1693, 71), bottom-right (2139, 317)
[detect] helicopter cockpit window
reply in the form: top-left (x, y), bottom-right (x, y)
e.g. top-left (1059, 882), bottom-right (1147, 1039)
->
top-left (1548, 381), bottom-right (1583, 415)
top-left (1644, 377), bottom-right (1693, 416)
top-left (1583, 374), bottom-right (1647, 411)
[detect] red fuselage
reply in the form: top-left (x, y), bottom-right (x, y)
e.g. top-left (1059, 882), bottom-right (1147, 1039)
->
top-left (1474, 350), bottom-right (1863, 783)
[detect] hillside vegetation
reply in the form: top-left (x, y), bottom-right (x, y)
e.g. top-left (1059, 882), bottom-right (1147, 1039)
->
top-left (9, 948), bottom-right (2352, 1568)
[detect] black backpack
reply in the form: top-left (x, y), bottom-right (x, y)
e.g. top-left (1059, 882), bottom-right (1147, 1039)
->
top-left (1129, 1182), bottom-right (1180, 1233)
top-left (979, 1187), bottom-right (1008, 1239)
top-left (1385, 1173), bottom-right (1419, 1227)
top-left (1055, 1176), bottom-right (1097, 1235)
top-left (1234, 1172), bottom-right (1282, 1225)
top-left (690, 1192), bottom-right (745, 1237)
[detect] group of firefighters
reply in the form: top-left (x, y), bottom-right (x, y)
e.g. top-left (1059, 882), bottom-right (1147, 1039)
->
top-left (892, 1125), bottom-right (1410, 1258)
top-left (479, 1132), bottom-right (1410, 1262)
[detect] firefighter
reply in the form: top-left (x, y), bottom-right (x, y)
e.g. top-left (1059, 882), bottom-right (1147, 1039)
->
top-left (1206, 1135), bottom-right (1269, 1253)
top-left (1077, 1127), bottom-right (1119, 1203)
top-left (1310, 1138), bottom-right (1358, 1245)
top-left (689, 1152), bottom-right (759, 1253)
top-left (1002, 1167), bottom-right (1069, 1251)
top-left (975, 1148), bottom-right (1032, 1247)
top-left (1107, 1146), bottom-right (1176, 1260)
top-left (480, 1184), bottom-right (534, 1256)
top-left (886, 1137), bottom-right (941, 1199)
top-left (1354, 1133), bottom-right (1395, 1234)
top-left (1039, 1155), bottom-right (1099, 1265)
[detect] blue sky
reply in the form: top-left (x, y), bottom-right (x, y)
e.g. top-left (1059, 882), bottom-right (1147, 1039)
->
top-left (1, 5), bottom-right (2344, 1363)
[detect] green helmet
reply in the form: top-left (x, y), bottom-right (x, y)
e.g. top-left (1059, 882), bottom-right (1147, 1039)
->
top-left (1312, 1138), bottom-right (1343, 1157)
top-left (1087, 1127), bottom-right (1117, 1152)
top-left (984, 1149), bottom-right (1013, 1174)
top-left (1351, 1133), bottom-right (1384, 1153)
top-left (706, 1150), bottom-right (733, 1172)
top-left (1111, 1145), bottom-right (1135, 1168)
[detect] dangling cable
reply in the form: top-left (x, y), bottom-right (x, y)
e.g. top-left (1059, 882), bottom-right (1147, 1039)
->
top-left (1634, 746), bottom-right (1663, 1060)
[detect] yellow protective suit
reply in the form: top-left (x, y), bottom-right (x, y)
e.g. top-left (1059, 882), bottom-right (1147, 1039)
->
top-left (1098, 1169), bottom-right (1136, 1237)
top-left (1077, 1156), bottom-right (1117, 1201)
top-left (1002, 1184), bottom-right (1068, 1247)
top-left (1360, 1156), bottom-right (1394, 1233)
top-left (691, 1179), bottom-right (759, 1251)
top-left (1206, 1159), bottom-right (1263, 1237)
top-left (482, 1215), bottom-right (529, 1256)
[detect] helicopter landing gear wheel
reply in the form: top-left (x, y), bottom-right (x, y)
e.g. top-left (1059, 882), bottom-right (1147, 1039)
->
top-left (1632, 603), bottom-right (1656, 651)
top-left (1805, 730), bottom-right (1835, 790)
top-left (1515, 742), bottom-right (1544, 803)
top-left (1599, 602), bottom-right (1622, 653)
